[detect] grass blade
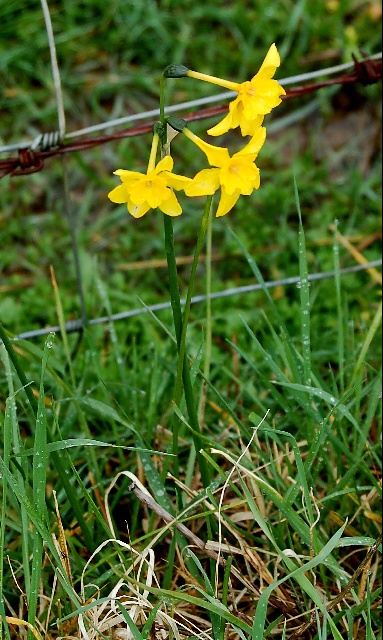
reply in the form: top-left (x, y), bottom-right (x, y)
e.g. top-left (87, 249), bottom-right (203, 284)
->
top-left (251, 522), bottom-right (347, 638)
top-left (295, 177), bottom-right (312, 386)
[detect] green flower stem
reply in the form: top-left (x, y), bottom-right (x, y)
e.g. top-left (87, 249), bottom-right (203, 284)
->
top-left (198, 202), bottom-right (213, 424)
top-left (159, 75), bottom-right (166, 126)
top-left (159, 71), bottom-right (211, 487)
top-left (174, 195), bottom-right (213, 401)
top-left (163, 214), bottom-right (211, 488)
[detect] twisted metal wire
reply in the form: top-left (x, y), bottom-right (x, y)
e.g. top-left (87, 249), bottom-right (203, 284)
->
top-left (1, 52), bottom-right (381, 155)
top-left (0, 53), bottom-right (381, 178)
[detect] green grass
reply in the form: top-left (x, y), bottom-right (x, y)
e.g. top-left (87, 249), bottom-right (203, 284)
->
top-left (0, 1), bottom-right (382, 638)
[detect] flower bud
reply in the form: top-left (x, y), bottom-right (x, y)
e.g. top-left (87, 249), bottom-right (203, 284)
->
top-left (153, 121), bottom-right (165, 136)
top-left (166, 117), bottom-right (187, 133)
top-left (163, 64), bottom-right (189, 78)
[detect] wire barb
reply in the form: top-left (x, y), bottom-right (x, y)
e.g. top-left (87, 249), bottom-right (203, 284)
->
top-left (30, 130), bottom-right (62, 151)
top-left (0, 131), bottom-right (63, 177)
top-left (352, 50), bottom-right (382, 84)
top-left (11, 149), bottom-right (44, 176)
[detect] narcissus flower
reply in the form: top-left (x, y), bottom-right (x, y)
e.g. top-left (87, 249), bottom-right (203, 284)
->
top-left (182, 126), bottom-right (266, 217)
top-left (185, 44), bottom-right (285, 136)
top-left (108, 132), bottom-right (191, 218)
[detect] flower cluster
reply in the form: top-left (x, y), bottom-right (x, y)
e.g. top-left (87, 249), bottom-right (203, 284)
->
top-left (108, 44), bottom-right (285, 218)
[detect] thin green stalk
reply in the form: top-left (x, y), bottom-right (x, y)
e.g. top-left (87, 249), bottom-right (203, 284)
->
top-left (28, 336), bottom-right (51, 639)
top-left (159, 75), bottom-right (166, 124)
top-left (333, 221), bottom-right (345, 395)
top-left (162, 215), bottom-right (211, 487)
top-left (349, 299), bottom-right (382, 389)
top-left (0, 394), bottom-right (12, 640)
top-left (294, 177), bottom-right (311, 386)
top-left (199, 201), bottom-right (213, 426)
top-left (163, 214), bottom-right (183, 480)
top-left (174, 195), bottom-right (213, 405)
top-left (158, 71), bottom-right (211, 486)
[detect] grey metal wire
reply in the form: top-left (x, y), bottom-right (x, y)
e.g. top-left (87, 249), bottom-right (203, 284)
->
top-left (6, 259), bottom-right (381, 343)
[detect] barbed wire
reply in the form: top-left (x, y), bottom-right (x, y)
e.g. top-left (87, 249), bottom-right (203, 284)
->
top-left (1, 51), bottom-right (381, 155)
top-left (0, 52), bottom-right (381, 178)
top-left (4, 259), bottom-right (381, 343)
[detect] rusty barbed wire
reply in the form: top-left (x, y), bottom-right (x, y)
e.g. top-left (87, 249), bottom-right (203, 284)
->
top-left (0, 53), bottom-right (381, 179)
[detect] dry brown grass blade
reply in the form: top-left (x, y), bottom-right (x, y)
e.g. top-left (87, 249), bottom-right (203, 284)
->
top-left (52, 490), bottom-right (73, 588)
top-left (5, 617), bottom-right (43, 640)
top-left (330, 224), bottom-right (382, 285)
top-left (88, 470), bottom-right (109, 522)
top-left (129, 481), bottom-right (260, 597)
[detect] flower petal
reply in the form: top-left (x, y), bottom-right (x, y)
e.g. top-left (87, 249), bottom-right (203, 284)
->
top-left (128, 201), bottom-right (151, 218)
top-left (127, 176), bottom-right (169, 207)
top-left (239, 116), bottom-right (264, 137)
top-left (114, 169), bottom-right (144, 183)
top-left (207, 111), bottom-right (234, 137)
top-left (184, 168), bottom-right (221, 196)
top-left (247, 78), bottom-right (285, 114)
top-left (108, 184), bottom-right (129, 204)
top-left (229, 99), bottom-right (246, 130)
top-left (183, 129), bottom-right (230, 167)
top-left (219, 157), bottom-right (259, 195)
top-left (154, 155), bottom-right (174, 174)
top-left (159, 191), bottom-right (183, 217)
top-left (240, 167), bottom-right (260, 194)
top-left (235, 126), bottom-right (266, 159)
top-left (215, 189), bottom-right (241, 217)
top-left (164, 172), bottom-right (192, 190)
top-left (253, 43), bottom-right (280, 80)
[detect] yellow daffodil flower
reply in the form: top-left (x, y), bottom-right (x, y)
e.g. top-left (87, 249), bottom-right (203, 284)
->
top-left (186, 43), bottom-right (285, 136)
top-left (183, 126), bottom-right (266, 217)
top-left (108, 133), bottom-right (191, 218)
